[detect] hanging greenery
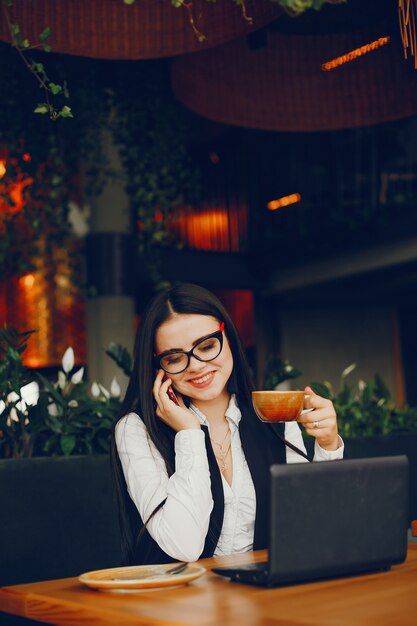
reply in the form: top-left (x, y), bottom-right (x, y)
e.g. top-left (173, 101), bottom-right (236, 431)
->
top-left (0, 46), bottom-right (201, 286)
top-left (1, 0), bottom-right (73, 120)
top-left (110, 61), bottom-right (201, 287)
top-left (0, 0), bottom-right (344, 284)
top-left (0, 43), bottom-right (110, 279)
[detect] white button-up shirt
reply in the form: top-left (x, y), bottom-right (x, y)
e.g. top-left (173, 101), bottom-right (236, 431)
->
top-left (115, 395), bottom-right (344, 562)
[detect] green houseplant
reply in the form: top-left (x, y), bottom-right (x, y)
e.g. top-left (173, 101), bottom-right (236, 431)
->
top-left (309, 364), bottom-right (417, 439)
top-left (0, 325), bottom-right (124, 585)
top-left (263, 358), bottom-right (417, 439)
top-left (0, 325), bottom-right (122, 459)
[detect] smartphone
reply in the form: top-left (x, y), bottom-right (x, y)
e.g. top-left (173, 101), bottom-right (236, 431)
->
top-left (167, 385), bottom-right (180, 405)
top-left (162, 374), bottom-right (180, 405)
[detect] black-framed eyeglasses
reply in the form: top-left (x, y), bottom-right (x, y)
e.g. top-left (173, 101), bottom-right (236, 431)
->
top-left (154, 322), bottom-right (225, 375)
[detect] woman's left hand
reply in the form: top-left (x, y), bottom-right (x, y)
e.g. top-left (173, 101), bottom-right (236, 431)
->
top-left (298, 386), bottom-right (339, 451)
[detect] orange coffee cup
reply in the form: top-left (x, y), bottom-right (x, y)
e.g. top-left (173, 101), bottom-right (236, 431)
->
top-left (252, 390), bottom-right (307, 423)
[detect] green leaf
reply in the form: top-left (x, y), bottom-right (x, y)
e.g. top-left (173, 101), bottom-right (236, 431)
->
top-left (45, 412), bottom-right (63, 433)
top-left (310, 382), bottom-right (332, 399)
top-left (106, 342), bottom-right (133, 377)
top-left (40, 27), bottom-right (51, 42)
top-left (49, 82), bottom-right (63, 95)
top-left (59, 105), bottom-right (73, 118)
top-left (34, 104), bottom-right (49, 115)
top-left (9, 348), bottom-right (21, 362)
top-left (374, 374), bottom-right (391, 400)
top-left (60, 434), bottom-right (76, 456)
top-left (32, 62), bottom-right (45, 74)
top-left (36, 373), bottom-right (65, 407)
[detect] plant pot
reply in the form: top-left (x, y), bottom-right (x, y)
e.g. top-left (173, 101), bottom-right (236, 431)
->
top-left (0, 455), bottom-right (121, 587)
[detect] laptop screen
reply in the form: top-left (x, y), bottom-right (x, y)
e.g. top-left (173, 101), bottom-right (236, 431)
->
top-left (269, 456), bottom-right (409, 583)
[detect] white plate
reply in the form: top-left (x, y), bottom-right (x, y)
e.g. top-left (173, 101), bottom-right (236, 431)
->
top-left (79, 563), bottom-right (206, 590)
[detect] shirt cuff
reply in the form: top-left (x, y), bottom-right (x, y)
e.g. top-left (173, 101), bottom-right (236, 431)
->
top-left (314, 435), bottom-right (344, 461)
top-left (175, 429), bottom-right (208, 470)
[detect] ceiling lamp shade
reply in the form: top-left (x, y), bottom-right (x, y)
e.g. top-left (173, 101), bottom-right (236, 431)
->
top-left (172, 22), bottom-right (417, 131)
top-left (0, 0), bottom-right (282, 60)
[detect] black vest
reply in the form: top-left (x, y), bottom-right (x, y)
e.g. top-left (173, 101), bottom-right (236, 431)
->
top-left (130, 410), bottom-right (288, 565)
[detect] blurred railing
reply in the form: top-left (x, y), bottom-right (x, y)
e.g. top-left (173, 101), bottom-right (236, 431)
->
top-left (170, 117), bottom-right (417, 265)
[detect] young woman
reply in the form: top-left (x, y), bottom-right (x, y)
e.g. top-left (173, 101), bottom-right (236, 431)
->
top-left (112, 283), bottom-right (343, 566)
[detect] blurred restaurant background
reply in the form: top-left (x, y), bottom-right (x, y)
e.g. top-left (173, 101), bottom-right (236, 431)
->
top-left (2, 0), bottom-right (417, 590)
top-left (1, 0), bottom-right (417, 409)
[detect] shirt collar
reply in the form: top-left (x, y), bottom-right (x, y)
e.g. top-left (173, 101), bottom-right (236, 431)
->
top-left (190, 393), bottom-right (242, 427)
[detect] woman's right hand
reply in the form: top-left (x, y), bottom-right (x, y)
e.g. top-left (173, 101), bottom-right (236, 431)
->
top-left (153, 369), bottom-right (201, 432)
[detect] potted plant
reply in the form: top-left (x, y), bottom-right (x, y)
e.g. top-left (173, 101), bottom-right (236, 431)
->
top-left (0, 326), bottom-right (123, 586)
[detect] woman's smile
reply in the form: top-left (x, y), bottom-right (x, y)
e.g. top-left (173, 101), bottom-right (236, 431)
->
top-left (187, 370), bottom-right (216, 388)
top-left (155, 313), bottom-right (234, 409)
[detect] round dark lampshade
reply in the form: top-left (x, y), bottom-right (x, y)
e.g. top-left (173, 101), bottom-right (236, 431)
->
top-left (172, 20), bottom-right (417, 131)
top-left (0, 0), bottom-right (282, 60)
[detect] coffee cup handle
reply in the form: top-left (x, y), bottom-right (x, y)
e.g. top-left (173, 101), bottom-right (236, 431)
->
top-left (301, 393), bottom-right (314, 415)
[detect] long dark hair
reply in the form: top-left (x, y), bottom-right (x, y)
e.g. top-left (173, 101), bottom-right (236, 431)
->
top-left (111, 283), bottom-right (260, 564)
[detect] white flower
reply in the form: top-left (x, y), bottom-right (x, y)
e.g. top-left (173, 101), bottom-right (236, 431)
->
top-left (67, 201), bottom-right (90, 238)
top-left (58, 371), bottom-right (67, 390)
top-left (2, 383), bottom-right (38, 424)
top-left (71, 367), bottom-right (84, 385)
top-left (20, 381), bottom-right (39, 408)
top-left (99, 384), bottom-right (110, 400)
top-left (48, 402), bottom-right (58, 416)
top-left (7, 391), bottom-right (26, 413)
top-left (68, 400), bottom-right (78, 408)
top-left (7, 409), bottom-right (19, 426)
top-left (341, 363), bottom-right (357, 380)
top-left (62, 347), bottom-right (74, 373)
top-left (91, 382), bottom-right (100, 398)
top-left (6, 409), bottom-right (29, 426)
top-left (110, 377), bottom-right (121, 398)
top-left (358, 380), bottom-right (366, 393)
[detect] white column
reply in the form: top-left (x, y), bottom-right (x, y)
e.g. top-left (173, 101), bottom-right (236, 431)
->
top-left (84, 128), bottom-right (135, 394)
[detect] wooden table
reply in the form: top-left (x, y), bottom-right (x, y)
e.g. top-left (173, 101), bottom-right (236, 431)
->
top-left (1, 545), bottom-right (417, 626)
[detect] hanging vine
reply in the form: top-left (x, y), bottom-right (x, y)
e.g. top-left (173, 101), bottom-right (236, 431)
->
top-left (0, 44), bottom-right (110, 279)
top-left (1, 0), bottom-right (72, 120)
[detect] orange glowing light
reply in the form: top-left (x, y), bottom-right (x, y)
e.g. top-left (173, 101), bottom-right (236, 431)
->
top-left (0, 160), bottom-right (6, 178)
top-left (22, 153), bottom-right (31, 162)
top-left (0, 177), bottom-right (33, 215)
top-left (267, 193), bottom-right (301, 211)
top-left (184, 209), bottom-right (230, 250)
top-left (25, 357), bottom-right (42, 368)
top-left (321, 37), bottom-right (390, 71)
top-left (19, 274), bottom-right (35, 289)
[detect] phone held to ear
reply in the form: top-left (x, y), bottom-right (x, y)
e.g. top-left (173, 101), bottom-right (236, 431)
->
top-left (162, 374), bottom-right (180, 405)
top-left (167, 385), bottom-right (180, 405)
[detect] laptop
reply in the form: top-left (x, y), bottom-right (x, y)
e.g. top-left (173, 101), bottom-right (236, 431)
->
top-left (212, 456), bottom-right (409, 587)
